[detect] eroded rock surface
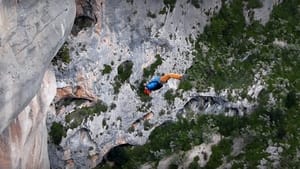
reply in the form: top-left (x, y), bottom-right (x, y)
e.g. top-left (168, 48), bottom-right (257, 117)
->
top-left (0, 70), bottom-right (56, 169)
top-left (0, 0), bottom-right (76, 133)
top-left (0, 0), bottom-right (75, 168)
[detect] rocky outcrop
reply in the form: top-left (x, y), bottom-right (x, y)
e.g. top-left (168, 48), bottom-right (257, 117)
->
top-left (0, 70), bottom-right (56, 169)
top-left (0, 0), bottom-right (76, 133)
top-left (178, 94), bottom-right (253, 117)
top-left (243, 0), bottom-right (283, 25)
top-left (56, 85), bottom-right (97, 102)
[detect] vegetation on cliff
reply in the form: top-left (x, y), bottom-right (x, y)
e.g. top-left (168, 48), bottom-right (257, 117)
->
top-left (96, 0), bottom-right (300, 168)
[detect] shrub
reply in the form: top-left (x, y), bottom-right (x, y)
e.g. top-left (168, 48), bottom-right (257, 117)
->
top-left (245, 0), bottom-right (263, 9)
top-left (143, 54), bottom-right (163, 79)
top-left (159, 7), bottom-right (168, 15)
top-left (49, 122), bottom-right (66, 145)
top-left (113, 60), bottom-right (134, 93)
top-left (164, 89), bottom-right (176, 104)
top-left (285, 90), bottom-right (297, 108)
top-left (178, 80), bottom-right (193, 91)
top-left (65, 101), bottom-right (108, 129)
top-left (163, 0), bottom-right (177, 12)
top-left (52, 42), bottom-right (71, 65)
top-left (205, 138), bottom-right (232, 169)
top-left (117, 60), bottom-right (134, 82)
top-left (102, 64), bottom-right (112, 75)
top-left (188, 156), bottom-right (200, 169)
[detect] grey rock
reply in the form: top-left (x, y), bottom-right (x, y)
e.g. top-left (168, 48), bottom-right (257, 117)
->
top-left (243, 0), bottom-right (282, 25)
top-left (0, 69), bottom-right (56, 169)
top-left (178, 95), bottom-right (252, 116)
top-left (0, 0), bottom-right (76, 133)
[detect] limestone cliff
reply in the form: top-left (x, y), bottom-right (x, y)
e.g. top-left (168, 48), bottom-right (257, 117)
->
top-left (47, 0), bottom-right (283, 168)
top-left (48, 0), bottom-right (255, 168)
top-left (0, 70), bottom-right (56, 169)
top-left (0, 0), bottom-right (75, 168)
top-left (0, 0), bottom-right (76, 133)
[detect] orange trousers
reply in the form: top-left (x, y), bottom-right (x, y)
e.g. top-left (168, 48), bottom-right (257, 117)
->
top-left (160, 73), bottom-right (182, 83)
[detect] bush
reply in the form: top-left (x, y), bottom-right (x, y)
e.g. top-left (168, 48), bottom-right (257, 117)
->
top-left (117, 60), bottom-right (134, 83)
top-left (159, 7), bottom-right (168, 15)
top-left (49, 122), bottom-right (66, 145)
top-left (163, 0), bottom-right (177, 12)
top-left (245, 0), bottom-right (263, 9)
top-left (178, 80), bottom-right (193, 91)
top-left (188, 156), bottom-right (200, 169)
top-left (52, 42), bottom-right (71, 65)
top-left (285, 91), bottom-right (297, 108)
top-left (164, 89), bottom-right (176, 104)
top-left (143, 54), bottom-right (163, 79)
top-left (113, 60), bottom-right (134, 93)
top-left (213, 115), bottom-right (246, 136)
top-left (65, 101), bottom-right (108, 129)
top-left (205, 138), bottom-right (232, 169)
top-left (102, 64), bottom-right (112, 75)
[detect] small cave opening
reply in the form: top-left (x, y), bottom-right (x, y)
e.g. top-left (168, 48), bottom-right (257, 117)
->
top-left (71, 15), bottom-right (96, 35)
top-left (96, 144), bottom-right (132, 168)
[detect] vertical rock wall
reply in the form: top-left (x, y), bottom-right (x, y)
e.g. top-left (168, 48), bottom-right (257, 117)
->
top-left (0, 0), bottom-right (76, 168)
top-left (0, 0), bottom-right (76, 133)
top-left (0, 70), bottom-right (56, 169)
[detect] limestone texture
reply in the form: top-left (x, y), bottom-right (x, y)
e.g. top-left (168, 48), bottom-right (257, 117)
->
top-left (0, 70), bottom-right (56, 169)
top-left (0, 0), bottom-right (76, 133)
top-left (0, 0), bottom-right (75, 168)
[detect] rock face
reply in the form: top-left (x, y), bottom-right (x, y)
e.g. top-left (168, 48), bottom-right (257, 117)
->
top-left (0, 0), bottom-right (76, 133)
top-left (49, 0), bottom-right (225, 168)
top-left (48, 0), bottom-right (279, 168)
top-left (0, 0), bottom-right (76, 168)
top-left (0, 70), bottom-right (56, 169)
top-left (178, 94), bottom-right (252, 117)
top-left (243, 0), bottom-right (283, 25)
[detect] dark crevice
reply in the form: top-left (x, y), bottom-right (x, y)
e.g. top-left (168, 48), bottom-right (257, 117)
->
top-left (71, 16), bottom-right (95, 35)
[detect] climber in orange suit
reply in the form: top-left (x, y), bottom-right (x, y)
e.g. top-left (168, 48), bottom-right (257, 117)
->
top-left (143, 73), bottom-right (183, 95)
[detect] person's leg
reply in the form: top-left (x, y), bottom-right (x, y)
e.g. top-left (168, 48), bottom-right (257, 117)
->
top-left (160, 73), bottom-right (182, 83)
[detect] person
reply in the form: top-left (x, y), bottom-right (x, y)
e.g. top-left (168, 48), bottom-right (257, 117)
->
top-left (143, 73), bottom-right (183, 95)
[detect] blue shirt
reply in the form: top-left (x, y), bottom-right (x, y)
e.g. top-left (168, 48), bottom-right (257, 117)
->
top-left (145, 76), bottom-right (163, 91)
